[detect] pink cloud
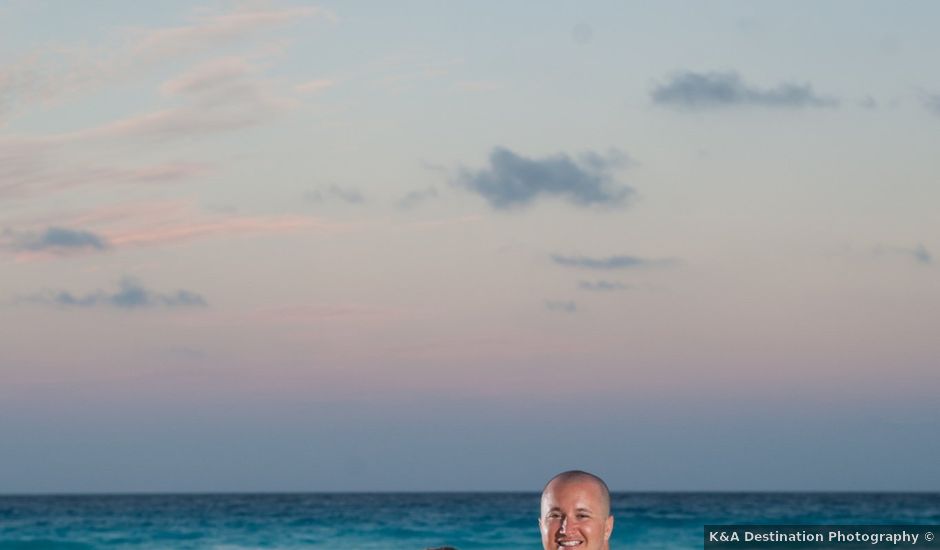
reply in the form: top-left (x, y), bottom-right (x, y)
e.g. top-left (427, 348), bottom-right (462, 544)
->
top-left (377, 57), bottom-right (463, 92)
top-left (294, 78), bottom-right (336, 94)
top-left (5, 200), bottom-right (348, 262)
top-left (78, 104), bottom-right (265, 142)
top-left (2, 4), bottom-right (338, 200)
top-left (2, 54), bottom-right (291, 197)
top-left (455, 80), bottom-right (502, 92)
top-left (160, 57), bottom-right (256, 96)
top-left (123, 162), bottom-right (210, 183)
top-left (0, 138), bottom-right (53, 196)
top-left (71, 200), bottom-right (344, 247)
top-left (0, 4), bottom-right (330, 118)
top-left (106, 215), bottom-right (328, 248)
top-left (127, 6), bottom-right (330, 61)
top-left (71, 56), bottom-right (295, 143)
top-left (63, 200), bottom-right (190, 227)
top-left (51, 161), bottom-right (209, 189)
top-left (0, 137), bottom-right (208, 197)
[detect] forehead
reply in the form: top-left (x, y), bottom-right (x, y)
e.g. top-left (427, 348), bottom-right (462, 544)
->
top-left (541, 478), bottom-right (604, 511)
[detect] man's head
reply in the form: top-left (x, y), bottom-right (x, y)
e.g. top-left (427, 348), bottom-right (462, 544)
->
top-left (539, 470), bottom-right (613, 550)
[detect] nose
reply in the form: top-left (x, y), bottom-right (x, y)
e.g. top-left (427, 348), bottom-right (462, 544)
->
top-left (558, 517), bottom-right (569, 533)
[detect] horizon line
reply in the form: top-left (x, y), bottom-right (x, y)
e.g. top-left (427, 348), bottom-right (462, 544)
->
top-left (2, 489), bottom-right (938, 497)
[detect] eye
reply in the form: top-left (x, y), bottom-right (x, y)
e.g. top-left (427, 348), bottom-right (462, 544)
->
top-left (547, 512), bottom-right (561, 519)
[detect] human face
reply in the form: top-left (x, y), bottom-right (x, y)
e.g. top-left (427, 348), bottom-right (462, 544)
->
top-left (539, 479), bottom-right (613, 550)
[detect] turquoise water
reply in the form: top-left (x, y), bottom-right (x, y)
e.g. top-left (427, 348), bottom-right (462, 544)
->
top-left (1, 493), bottom-right (938, 549)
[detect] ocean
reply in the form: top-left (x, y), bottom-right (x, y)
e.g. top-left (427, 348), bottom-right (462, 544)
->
top-left (1, 493), bottom-right (938, 549)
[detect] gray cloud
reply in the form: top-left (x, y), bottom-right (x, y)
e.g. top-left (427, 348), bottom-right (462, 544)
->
top-left (552, 254), bottom-right (675, 269)
top-left (8, 226), bottom-right (109, 252)
top-left (923, 93), bottom-right (940, 116)
top-left (571, 23), bottom-right (593, 45)
top-left (578, 280), bottom-right (628, 291)
top-left (874, 244), bottom-right (932, 266)
top-left (457, 147), bottom-right (632, 209)
top-left (545, 300), bottom-right (577, 313)
top-left (652, 71), bottom-right (839, 110)
top-left (913, 244), bottom-right (933, 264)
top-left (858, 96), bottom-right (878, 110)
top-left (29, 278), bottom-right (208, 309)
top-left (306, 185), bottom-right (365, 204)
top-left (398, 186), bottom-right (438, 209)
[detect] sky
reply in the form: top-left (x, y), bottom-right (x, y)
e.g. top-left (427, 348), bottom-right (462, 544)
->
top-left (1, 1), bottom-right (939, 493)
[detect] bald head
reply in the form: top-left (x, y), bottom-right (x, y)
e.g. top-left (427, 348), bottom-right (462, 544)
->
top-left (541, 470), bottom-right (611, 516)
top-left (539, 471), bottom-right (614, 550)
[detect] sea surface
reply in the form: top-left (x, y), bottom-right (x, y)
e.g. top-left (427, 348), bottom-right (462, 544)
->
top-left (1, 493), bottom-right (938, 549)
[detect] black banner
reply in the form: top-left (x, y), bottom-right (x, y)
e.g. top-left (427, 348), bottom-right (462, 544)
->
top-left (705, 525), bottom-right (940, 549)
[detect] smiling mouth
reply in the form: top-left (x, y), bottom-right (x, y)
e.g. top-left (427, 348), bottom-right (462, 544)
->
top-left (556, 541), bottom-right (583, 548)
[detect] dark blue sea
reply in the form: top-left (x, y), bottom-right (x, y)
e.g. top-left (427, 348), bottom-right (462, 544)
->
top-left (1, 493), bottom-right (938, 549)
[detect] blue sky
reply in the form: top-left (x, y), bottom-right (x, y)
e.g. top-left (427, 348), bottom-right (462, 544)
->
top-left (1, 1), bottom-right (938, 493)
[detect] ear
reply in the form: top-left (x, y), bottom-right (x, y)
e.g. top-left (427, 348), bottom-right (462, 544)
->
top-left (604, 515), bottom-right (614, 540)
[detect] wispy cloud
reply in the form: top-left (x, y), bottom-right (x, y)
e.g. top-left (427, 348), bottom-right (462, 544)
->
top-left (1, 55), bottom-right (287, 198)
top-left (75, 56), bottom-right (295, 143)
top-left (6, 200), bottom-right (341, 259)
top-left (911, 245), bottom-right (933, 264)
top-left (873, 244), bottom-right (932, 266)
top-left (107, 216), bottom-right (323, 248)
top-left (306, 185), bottom-right (365, 204)
top-left (922, 93), bottom-right (940, 116)
top-left (455, 80), bottom-right (501, 92)
top-left (375, 56), bottom-right (463, 93)
top-left (128, 6), bottom-right (330, 61)
top-left (0, 4), bottom-right (328, 121)
top-left (1, 4), bottom-right (328, 199)
top-left (552, 254), bottom-right (676, 269)
top-left (545, 300), bottom-right (577, 313)
top-left (295, 79), bottom-right (336, 94)
top-left (398, 187), bottom-right (438, 209)
top-left (578, 280), bottom-right (628, 291)
top-left (160, 56), bottom-right (255, 96)
top-left (0, 139), bottom-right (209, 197)
top-left (3, 227), bottom-right (109, 254)
top-left (54, 200), bottom-right (193, 227)
top-left (26, 278), bottom-right (207, 310)
top-left (858, 96), bottom-right (878, 110)
top-left (457, 147), bottom-right (632, 209)
top-left (652, 71), bottom-right (839, 110)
